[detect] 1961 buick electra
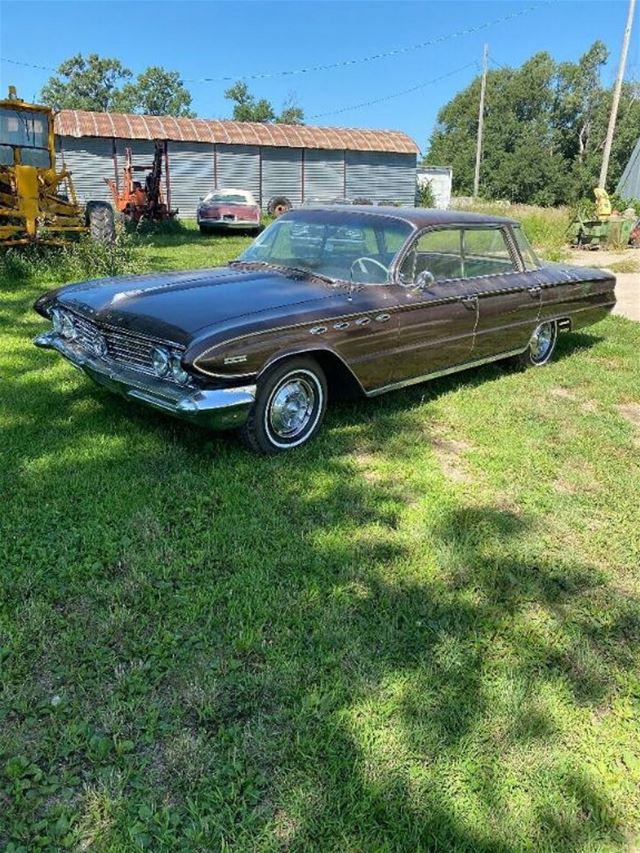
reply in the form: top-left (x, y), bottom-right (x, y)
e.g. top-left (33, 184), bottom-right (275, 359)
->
top-left (33, 207), bottom-right (616, 453)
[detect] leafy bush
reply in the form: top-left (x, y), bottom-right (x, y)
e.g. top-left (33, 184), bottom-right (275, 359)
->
top-left (416, 181), bottom-right (436, 208)
top-left (572, 197), bottom-right (597, 220)
top-left (609, 194), bottom-right (640, 216)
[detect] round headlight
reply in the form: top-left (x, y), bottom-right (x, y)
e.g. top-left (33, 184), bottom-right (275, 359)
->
top-left (152, 346), bottom-right (170, 376)
top-left (171, 355), bottom-right (190, 385)
top-left (60, 311), bottom-right (77, 340)
top-left (51, 307), bottom-right (63, 334)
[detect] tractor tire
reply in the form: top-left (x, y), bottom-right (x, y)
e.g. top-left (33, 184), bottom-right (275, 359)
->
top-left (267, 196), bottom-right (292, 218)
top-left (86, 200), bottom-right (116, 243)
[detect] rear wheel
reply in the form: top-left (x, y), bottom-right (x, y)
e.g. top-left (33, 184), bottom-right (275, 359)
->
top-left (240, 357), bottom-right (327, 453)
top-left (512, 320), bottom-right (558, 369)
top-left (267, 196), bottom-right (292, 217)
top-left (86, 200), bottom-right (115, 243)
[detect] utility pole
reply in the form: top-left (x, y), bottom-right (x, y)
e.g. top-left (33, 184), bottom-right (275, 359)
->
top-left (473, 43), bottom-right (489, 198)
top-left (598, 0), bottom-right (636, 189)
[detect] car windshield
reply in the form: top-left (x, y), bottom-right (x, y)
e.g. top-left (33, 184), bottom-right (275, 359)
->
top-left (237, 210), bottom-right (413, 283)
top-left (204, 192), bottom-right (252, 204)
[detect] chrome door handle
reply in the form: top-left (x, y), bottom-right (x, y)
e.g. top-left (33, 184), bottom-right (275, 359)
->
top-left (528, 286), bottom-right (542, 297)
top-left (375, 313), bottom-right (391, 323)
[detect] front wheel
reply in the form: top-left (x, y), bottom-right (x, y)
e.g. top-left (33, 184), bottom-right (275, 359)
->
top-left (86, 200), bottom-right (115, 243)
top-left (512, 320), bottom-right (558, 369)
top-left (240, 357), bottom-right (327, 453)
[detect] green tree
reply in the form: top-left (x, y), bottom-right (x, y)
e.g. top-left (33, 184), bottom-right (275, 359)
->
top-left (424, 41), bottom-right (636, 204)
top-left (40, 53), bottom-right (132, 112)
top-left (224, 81), bottom-right (304, 124)
top-left (573, 81), bottom-right (640, 198)
top-left (276, 93), bottom-right (305, 125)
top-left (113, 66), bottom-right (194, 116)
top-left (553, 41), bottom-right (609, 166)
top-left (40, 55), bottom-right (195, 117)
top-left (224, 81), bottom-right (275, 122)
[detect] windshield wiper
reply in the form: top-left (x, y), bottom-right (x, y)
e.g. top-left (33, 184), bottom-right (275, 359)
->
top-left (280, 265), bottom-right (335, 284)
top-left (229, 259), bottom-right (335, 284)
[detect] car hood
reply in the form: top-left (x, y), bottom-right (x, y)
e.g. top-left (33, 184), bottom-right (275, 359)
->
top-left (50, 266), bottom-right (336, 345)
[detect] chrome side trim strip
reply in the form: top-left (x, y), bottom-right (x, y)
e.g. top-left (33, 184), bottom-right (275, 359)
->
top-left (366, 347), bottom-right (526, 397)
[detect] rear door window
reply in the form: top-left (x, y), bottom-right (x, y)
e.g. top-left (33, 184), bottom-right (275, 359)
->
top-left (463, 228), bottom-right (516, 277)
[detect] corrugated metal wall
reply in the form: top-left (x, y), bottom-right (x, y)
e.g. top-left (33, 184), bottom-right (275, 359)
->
top-left (346, 151), bottom-right (415, 205)
top-left (216, 144), bottom-right (261, 202)
top-left (56, 136), bottom-right (416, 215)
top-left (167, 142), bottom-right (214, 217)
top-left (262, 147), bottom-right (303, 207)
top-left (57, 137), bottom-right (114, 204)
top-left (303, 149), bottom-right (344, 201)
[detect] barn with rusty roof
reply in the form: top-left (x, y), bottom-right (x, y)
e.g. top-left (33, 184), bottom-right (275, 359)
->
top-left (54, 110), bottom-right (419, 216)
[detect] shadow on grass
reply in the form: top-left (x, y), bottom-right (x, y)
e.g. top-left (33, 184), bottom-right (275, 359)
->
top-left (2, 321), bottom-right (636, 850)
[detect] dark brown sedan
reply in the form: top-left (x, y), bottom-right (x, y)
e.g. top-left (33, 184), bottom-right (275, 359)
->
top-left (33, 207), bottom-right (615, 453)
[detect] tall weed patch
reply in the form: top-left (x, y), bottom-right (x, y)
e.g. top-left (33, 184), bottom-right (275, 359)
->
top-left (0, 232), bottom-right (147, 289)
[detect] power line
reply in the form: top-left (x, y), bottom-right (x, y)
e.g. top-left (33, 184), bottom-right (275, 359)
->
top-left (489, 56), bottom-right (510, 71)
top-left (184, 4), bottom-right (542, 82)
top-left (1, 57), bottom-right (57, 72)
top-left (1, 4), bottom-right (543, 84)
top-left (309, 62), bottom-right (477, 119)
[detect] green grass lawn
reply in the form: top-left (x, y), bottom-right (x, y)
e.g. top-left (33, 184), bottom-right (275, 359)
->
top-left (2, 223), bottom-right (640, 851)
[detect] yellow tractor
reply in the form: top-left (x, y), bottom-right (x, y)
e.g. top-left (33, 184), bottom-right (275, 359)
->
top-left (0, 86), bottom-right (114, 246)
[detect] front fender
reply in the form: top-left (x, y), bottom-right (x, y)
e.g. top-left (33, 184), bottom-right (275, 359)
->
top-left (186, 321), bottom-right (338, 381)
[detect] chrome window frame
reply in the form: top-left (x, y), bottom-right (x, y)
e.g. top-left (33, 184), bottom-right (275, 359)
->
top-left (390, 222), bottom-right (527, 287)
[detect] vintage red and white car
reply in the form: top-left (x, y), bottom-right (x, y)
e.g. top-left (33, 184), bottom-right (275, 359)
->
top-left (197, 187), bottom-right (261, 234)
top-left (33, 207), bottom-right (616, 453)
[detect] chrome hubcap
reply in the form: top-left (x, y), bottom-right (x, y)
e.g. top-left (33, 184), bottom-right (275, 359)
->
top-left (530, 322), bottom-right (554, 363)
top-left (269, 377), bottom-right (316, 439)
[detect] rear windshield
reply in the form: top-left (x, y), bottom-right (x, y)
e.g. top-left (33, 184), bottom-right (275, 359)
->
top-left (204, 192), bottom-right (252, 204)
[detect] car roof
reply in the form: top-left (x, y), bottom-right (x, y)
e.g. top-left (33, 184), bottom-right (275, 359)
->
top-left (210, 188), bottom-right (255, 198)
top-left (290, 206), bottom-right (518, 227)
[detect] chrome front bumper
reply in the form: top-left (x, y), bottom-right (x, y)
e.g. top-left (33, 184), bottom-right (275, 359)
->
top-left (34, 332), bottom-right (256, 431)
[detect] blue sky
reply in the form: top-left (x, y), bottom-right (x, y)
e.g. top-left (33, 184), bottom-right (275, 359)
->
top-left (1, 0), bottom-right (637, 153)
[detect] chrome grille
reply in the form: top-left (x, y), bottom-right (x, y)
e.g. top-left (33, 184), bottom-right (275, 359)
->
top-left (70, 312), bottom-right (180, 378)
top-left (73, 313), bottom-right (103, 352)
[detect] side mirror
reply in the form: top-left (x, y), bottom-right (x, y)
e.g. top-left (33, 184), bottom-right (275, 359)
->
top-left (416, 269), bottom-right (435, 288)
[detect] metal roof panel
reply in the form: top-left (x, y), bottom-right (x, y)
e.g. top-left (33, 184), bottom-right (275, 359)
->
top-left (54, 109), bottom-right (418, 154)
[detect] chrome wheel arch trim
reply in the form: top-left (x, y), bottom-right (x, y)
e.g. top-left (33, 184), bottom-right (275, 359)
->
top-left (258, 346), bottom-right (366, 392)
